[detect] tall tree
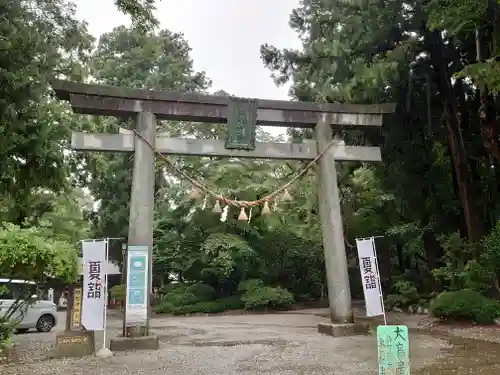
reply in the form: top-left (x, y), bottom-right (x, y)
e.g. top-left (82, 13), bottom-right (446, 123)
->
top-left (81, 26), bottom-right (211, 259)
top-left (260, 0), bottom-right (500, 244)
top-left (0, 0), bottom-right (93, 224)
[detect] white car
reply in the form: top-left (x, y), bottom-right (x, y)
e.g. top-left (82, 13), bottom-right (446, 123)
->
top-left (0, 278), bottom-right (58, 333)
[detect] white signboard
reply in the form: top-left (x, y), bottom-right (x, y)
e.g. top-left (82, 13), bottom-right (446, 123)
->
top-left (125, 245), bottom-right (149, 327)
top-left (356, 238), bottom-right (385, 317)
top-left (81, 240), bottom-right (107, 330)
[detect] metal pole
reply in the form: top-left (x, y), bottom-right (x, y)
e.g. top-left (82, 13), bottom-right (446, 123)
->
top-left (370, 237), bottom-right (387, 325)
top-left (122, 244), bottom-right (127, 337)
top-left (103, 238), bottom-right (109, 348)
top-left (65, 285), bottom-right (74, 331)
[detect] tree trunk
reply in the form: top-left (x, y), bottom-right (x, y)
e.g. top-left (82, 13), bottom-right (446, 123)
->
top-left (426, 30), bottom-right (485, 243)
top-left (396, 244), bottom-right (405, 273)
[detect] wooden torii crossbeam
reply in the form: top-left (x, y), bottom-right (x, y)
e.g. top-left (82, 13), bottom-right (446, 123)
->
top-left (52, 79), bottom-right (394, 339)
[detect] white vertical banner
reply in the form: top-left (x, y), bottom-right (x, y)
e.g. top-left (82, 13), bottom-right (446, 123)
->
top-left (356, 238), bottom-right (385, 318)
top-left (81, 240), bottom-right (107, 331)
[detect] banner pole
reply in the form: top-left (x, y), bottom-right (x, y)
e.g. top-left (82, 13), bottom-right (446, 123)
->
top-left (371, 237), bottom-right (387, 325)
top-left (103, 238), bottom-right (109, 349)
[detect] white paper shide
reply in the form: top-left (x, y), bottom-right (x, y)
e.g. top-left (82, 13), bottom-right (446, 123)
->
top-left (81, 240), bottom-right (106, 330)
top-left (356, 238), bottom-right (384, 317)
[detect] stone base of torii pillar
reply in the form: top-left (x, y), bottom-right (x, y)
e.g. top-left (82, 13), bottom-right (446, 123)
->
top-left (109, 335), bottom-right (159, 352)
top-left (318, 322), bottom-right (370, 337)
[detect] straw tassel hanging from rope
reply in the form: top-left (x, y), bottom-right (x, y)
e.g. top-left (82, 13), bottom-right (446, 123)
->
top-left (281, 188), bottom-right (293, 201)
top-left (238, 207), bottom-right (248, 221)
top-left (188, 187), bottom-right (204, 200)
top-left (212, 199), bottom-right (222, 213)
top-left (261, 201), bottom-right (271, 215)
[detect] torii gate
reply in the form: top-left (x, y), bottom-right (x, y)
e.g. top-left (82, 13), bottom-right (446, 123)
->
top-left (52, 80), bottom-right (394, 346)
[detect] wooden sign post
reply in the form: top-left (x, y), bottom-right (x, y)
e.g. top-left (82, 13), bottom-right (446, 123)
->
top-left (55, 284), bottom-right (95, 358)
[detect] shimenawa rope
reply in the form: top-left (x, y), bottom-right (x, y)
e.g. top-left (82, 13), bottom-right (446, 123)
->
top-left (133, 130), bottom-right (338, 208)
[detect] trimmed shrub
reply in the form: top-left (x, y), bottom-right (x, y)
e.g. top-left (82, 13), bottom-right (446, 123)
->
top-left (430, 289), bottom-right (500, 324)
top-left (155, 296), bottom-right (243, 315)
top-left (155, 282), bottom-right (243, 315)
top-left (238, 279), bottom-right (265, 293)
top-left (160, 283), bottom-right (216, 307)
top-left (241, 285), bottom-right (294, 310)
top-left (159, 283), bottom-right (186, 296)
top-left (186, 283), bottom-right (216, 301)
top-left (155, 301), bottom-right (176, 314)
top-left (386, 280), bottom-right (420, 309)
top-left (155, 279), bottom-right (294, 315)
top-left (218, 295), bottom-right (245, 310)
top-left (109, 284), bottom-right (125, 301)
top-left (171, 301), bottom-right (226, 315)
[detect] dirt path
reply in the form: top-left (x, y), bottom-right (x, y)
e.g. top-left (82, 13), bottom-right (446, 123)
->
top-left (283, 308), bottom-right (500, 374)
top-left (3, 312), bottom-right (448, 375)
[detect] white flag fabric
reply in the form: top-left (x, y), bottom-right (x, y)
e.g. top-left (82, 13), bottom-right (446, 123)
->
top-left (81, 240), bottom-right (106, 330)
top-left (356, 238), bottom-right (384, 317)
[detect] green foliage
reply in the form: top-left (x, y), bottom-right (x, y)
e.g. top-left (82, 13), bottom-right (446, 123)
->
top-left (218, 295), bottom-right (245, 310)
top-left (0, 223), bottom-right (78, 283)
top-left (185, 283), bottom-right (216, 301)
top-left (386, 280), bottom-right (421, 309)
top-left (429, 223), bottom-right (500, 294)
top-left (157, 300), bottom-right (228, 315)
top-left (431, 233), bottom-right (474, 290)
top-left (84, 25), bottom-right (211, 262)
top-left (110, 285), bottom-right (125, 301)
top-left (460, 259), bottom-right (494, 293)
top-left (174, 301), bottom-right (226, 315)
top-left (159, 283), bottom-right (216, 308)
top-left (0, 319), bottom-right (13, 358)
top-left (455, 61), bottom-right (500, 94)
top-left (35, 189), bottom-right (92, 244)
top-left (155, 289), bottom-right (244, 315)
top-left (159, 283), bottom-right (183, 296)
top-left (155, 278), bottom-right (294, 315)
top-left (164, 290), bottom-right (199, 307)
top-left (430, 290), bottom-right (500, 324)
top-left (482, 220), bottom-right (500, 273)
top-left (113, 0), bottom-right (159, 32)
top-left (0, 0), bottom-right (92, 226)
top-left (238, 279), bottom-right (265, 293)
top-left (239, 279), bottom-right (294, 310)
top-left (461, 221), bottom-right (500, 293)
top-left (426, 0), bottom-right (487, 34)
top-left (0, 222), bottom-right (78, 350)
top-left (241, 286), bottom-right (294, 310)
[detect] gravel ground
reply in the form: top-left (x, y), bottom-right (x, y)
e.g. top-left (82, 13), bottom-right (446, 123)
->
top-left (294, 307), bottom-right (500, 344)
top-left (2, 312), bottom-right (450, 375)
top-left (417, 318), bottom-right (500, 344)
